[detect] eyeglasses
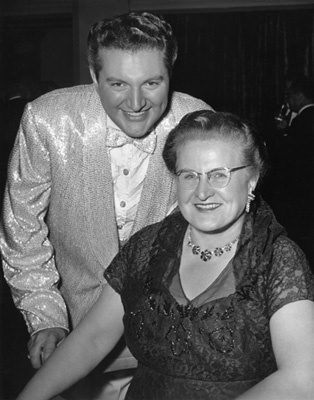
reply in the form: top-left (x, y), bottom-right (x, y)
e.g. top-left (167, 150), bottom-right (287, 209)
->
top-left (175, 166), bottom-right (250, 189)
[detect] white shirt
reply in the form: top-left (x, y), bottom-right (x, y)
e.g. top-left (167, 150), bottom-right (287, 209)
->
top-left (107, 117), bottom-right (177, 243)
top-left (109, 142), bottom-right (151, 242)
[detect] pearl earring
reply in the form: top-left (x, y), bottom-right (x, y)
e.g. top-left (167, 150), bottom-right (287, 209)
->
top-left (245, 192), bottom-right (255, 213)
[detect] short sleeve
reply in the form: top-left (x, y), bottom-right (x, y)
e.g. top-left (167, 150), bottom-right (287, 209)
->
top-left (267, 236), bottom-right (314, 317)
top-left (104, 246), bottom-right (129, 294)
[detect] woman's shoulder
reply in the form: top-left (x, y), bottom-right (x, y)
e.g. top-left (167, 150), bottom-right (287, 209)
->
top-left (270, 235), bottom-right (312, 280)
top-left (272, 235), bottom-right (309, 265)
top-left (125, 212), bottom-right (182, 250)
top-left (134, 211), bottom-right (183, 237)
top-left (266, 234), bottom-right (314, 316)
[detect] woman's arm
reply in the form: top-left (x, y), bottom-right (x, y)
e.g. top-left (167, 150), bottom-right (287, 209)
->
top-left (16, 284), bottom-right (124, 400)
top-left (236, 299), bottom-right (314, 400)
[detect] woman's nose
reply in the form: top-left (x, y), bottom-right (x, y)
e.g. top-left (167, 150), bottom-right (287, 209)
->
top-left (194, 176), bottom-right (215, 200)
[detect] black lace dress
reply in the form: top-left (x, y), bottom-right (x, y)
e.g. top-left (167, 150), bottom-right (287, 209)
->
top-left (104, 199), bottom-right (314, 400)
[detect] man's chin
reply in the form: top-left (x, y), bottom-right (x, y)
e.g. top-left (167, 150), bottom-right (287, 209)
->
top-left (122, 124), bottom-right (152, 139)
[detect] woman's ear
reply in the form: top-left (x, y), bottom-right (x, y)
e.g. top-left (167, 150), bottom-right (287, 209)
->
top-left (89, 68), bottom-right (98, 86)
top-left (248, 174), bottom-right (259, 194)
top-left (246, 175), bottom-right (259, 213)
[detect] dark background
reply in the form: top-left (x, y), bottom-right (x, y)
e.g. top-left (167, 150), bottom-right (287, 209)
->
top-left (1, 3), bottom-right (314, 399)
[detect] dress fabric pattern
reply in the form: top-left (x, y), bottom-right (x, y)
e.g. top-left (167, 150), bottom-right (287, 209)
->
top-left (105, 198), bottom-right (314, 400)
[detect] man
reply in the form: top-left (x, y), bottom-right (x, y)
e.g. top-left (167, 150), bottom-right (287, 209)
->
top-left (274, 72), bottom-right (308, 132)
top-left (270, 74), bottom-right (314, 267)
top-left (0, 11), bottom-right (212, 400)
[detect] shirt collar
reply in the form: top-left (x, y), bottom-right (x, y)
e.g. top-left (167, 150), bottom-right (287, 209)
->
top-left (106, 115), bottom-right (157, 154)
top-left (298, 103), bottom-right (314, 115)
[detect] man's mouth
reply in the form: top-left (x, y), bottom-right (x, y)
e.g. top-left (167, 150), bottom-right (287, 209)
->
top-left (124, 110), bottom-right (149, 118)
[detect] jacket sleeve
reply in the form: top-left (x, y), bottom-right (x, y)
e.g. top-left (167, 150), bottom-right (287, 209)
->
top-left (0, 103), bottom-right (69, 335)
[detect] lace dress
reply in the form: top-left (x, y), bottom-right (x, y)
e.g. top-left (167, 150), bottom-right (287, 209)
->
top-left (105, 200), bottom-right (314, 400)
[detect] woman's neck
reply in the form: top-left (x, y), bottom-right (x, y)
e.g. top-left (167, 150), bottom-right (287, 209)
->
top-left (188, 214), bottom-right (245, 250)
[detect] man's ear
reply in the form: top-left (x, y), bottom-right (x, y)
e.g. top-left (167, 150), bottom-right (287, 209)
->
top-left (89, 68), bottom-right (98, 86)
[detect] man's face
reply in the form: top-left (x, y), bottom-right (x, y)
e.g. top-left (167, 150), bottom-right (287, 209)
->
top-left (91, 48), bottom-right (170, 138)
top-left (286, 91), bottom-right (302, 113)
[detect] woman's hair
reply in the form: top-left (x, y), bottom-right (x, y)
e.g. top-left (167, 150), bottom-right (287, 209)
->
top-left (162, 110), bottom-right (268, 181)
top-left (87, 11), bottom-right (178, 80)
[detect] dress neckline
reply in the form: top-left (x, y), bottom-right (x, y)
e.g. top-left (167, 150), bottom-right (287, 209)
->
top-left (169, 260), bottom-right (235, 308)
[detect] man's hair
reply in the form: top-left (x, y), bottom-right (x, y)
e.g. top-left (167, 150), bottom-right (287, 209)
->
top-left (287, 74), bottom-right (314, 101)
top-left (87, 11), bottom-right (178, 80)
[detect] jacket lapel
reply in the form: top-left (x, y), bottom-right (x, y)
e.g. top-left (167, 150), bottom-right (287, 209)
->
top-left (83, 90), bottom-right (119, 268)
top-left (132, 118), bottom-right (176, 234)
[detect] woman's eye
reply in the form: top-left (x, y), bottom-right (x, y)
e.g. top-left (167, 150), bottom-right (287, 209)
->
top-left (183, 173), bottom-right (197, 180)
top-left (213, 171), bottom-right (227, 179)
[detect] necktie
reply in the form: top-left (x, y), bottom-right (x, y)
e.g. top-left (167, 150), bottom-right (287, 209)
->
top-left (106, 128), bottom-right (157, 154)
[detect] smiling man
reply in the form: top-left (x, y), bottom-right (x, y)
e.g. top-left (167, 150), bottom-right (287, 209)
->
top-left (0, 11), bottom-right (212, 400)
top-left (91, 48), bottom-right (170, 138)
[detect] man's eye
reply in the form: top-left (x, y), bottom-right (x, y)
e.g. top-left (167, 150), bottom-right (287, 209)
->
top-left (111, 82), bottom-right (125, 87)
top-left (146, 81), bottom-right (159, 87)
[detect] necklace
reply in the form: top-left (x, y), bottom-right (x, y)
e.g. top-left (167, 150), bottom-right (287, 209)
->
top-left (187, 226), bottom-right (239, 262)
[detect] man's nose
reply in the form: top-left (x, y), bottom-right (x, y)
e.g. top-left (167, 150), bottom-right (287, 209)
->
top-left (127, 88), bottom-right (146, 111)
top-left (195, 176), bottom-right (215, 200)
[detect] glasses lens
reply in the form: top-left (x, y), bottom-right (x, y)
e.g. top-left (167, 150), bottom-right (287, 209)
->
top-left (208, 169), bottom-right (230, 188)
top-left (178, 171), bottom-right (199, 188)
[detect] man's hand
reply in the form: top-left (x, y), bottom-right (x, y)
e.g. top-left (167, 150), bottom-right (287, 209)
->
top-left (28, 327), bottom-right (68, 369)
top-left (275, 119), bottom-right (289, 131)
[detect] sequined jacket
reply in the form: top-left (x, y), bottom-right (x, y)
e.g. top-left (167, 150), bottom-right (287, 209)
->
top-left (0, 84), bottom-right (211, 372)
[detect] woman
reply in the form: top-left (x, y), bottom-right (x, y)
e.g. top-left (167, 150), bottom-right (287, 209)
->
top-left (16, 110), bottom-right (314, 400)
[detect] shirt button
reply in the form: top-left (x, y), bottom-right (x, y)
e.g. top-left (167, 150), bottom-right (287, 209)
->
top-left (117, 224), bottom-right (123, 230)
top-left (120, 201), bottom-right (126, 208)
top-left (123, 169), bottom-right (129, 175)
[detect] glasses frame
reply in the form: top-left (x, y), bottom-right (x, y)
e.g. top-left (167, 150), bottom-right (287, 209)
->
top-left (175, 165), bottom-right (250, 189)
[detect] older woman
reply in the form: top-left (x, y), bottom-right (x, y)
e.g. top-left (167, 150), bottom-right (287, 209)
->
top-left (16, 111), bottom-right (314, 400)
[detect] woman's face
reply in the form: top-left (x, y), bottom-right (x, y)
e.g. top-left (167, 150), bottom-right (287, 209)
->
top-left (176, 138), bottom-right (258, 235)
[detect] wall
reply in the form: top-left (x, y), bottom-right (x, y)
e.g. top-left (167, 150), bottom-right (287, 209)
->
top-left (1, 0), bottom-right (314, 86)
top-left (1, 0), bottom-right (314, 15)
top-left (131, 0), bottom-right (314, 11)
top-left (0, 15), bottom-right (73, 98)
top-left (73, 0), bottom-right (129, 84)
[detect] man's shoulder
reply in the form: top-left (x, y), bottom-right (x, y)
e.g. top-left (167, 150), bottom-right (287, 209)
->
top-left (169, 91), bottom-right (213, 118)
top-left (38, 83), bottom-right (93, 97)
top-left (31, 84), bottom-right (96, 109)
top-left (171, 90), bottom-right (211, 106)
top-left (296, 105), bottom-right (314, 120)
top-left (291, 105), bottom-right (314, 133)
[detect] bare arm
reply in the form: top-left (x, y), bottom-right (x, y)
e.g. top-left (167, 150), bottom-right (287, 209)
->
top-left (236, 300), bottom-right (314, 400)
top-left (16, 284), bottom-right (124, 400)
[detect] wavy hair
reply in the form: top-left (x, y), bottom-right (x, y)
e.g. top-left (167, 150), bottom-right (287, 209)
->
top-left (162, 110), bottom-right (269, 183)
top-left (87, 11), bottom-right (178, 80)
